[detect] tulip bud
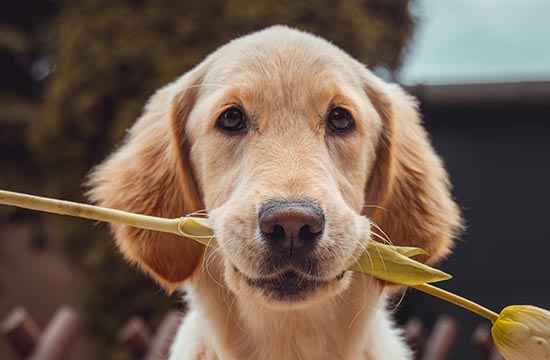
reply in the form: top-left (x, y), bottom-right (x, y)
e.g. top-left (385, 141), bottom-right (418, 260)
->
top-left (492, 305), bottom-right (550, 360)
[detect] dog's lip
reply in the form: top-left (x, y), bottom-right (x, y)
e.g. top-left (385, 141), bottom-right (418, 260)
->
top-left (232, 265), bottom-right (345, 282)
top-left (233, 265), bottom-right (345, 297)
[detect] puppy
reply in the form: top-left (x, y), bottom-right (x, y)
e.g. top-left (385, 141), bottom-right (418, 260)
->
top-left (89, 26), bottom-right (461, 360)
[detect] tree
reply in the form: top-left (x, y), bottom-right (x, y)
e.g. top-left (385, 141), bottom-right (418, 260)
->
top-left (27, 0), bottom-right (415, 357)
top-left (0, 0), bottom-right (56, 197)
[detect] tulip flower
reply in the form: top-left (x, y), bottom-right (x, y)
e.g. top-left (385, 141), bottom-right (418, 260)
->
top-left (1, 189), bottom-right (549, 359)
top-left (408, 286), bottom-right (550, 360)
top-left (492, 305), bottom-right (550, 359)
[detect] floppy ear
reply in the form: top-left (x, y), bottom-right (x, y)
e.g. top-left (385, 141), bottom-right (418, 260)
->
top-left (88, 70), bottom-right (205, 292)
top-left (362, 72), bottom-right (462, 264)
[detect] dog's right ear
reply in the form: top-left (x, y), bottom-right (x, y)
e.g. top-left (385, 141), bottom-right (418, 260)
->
top-left (88, 69), bottom-right (205, 293)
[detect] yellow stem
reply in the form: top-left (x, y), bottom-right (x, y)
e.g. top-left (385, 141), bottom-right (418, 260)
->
top-left (0, 190), bottom-right (217, 247)
top-left (0, 190), bottom-right (182, 235)
top-left (413, 283), bottom-right (499, 322)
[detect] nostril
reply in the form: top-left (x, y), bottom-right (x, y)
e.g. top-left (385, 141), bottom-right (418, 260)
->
top-left (271, 224), bottom-right (286, 241)
top-left (298, 224), bottom-right (321, 244)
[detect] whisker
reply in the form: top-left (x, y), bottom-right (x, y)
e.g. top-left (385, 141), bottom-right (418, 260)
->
top-left (200, 235), bottom-right (220, 270)
top-left (200, 242), bottom-right (229, 292)
top-left (371, 239), bottom-right (388, 278)
top-left (362, 204), bottom-right (389, 212)
top-left (389, 287), bottom-right (408, 314)
top-left (185, 209), bottom-right (209, 217)
top-left (337, 292), bottom-right (350, 308)
top-left (370, 231), bottom-right (393, 246)
top-left (353, 238), bottom-right (375, 276)
top-left (368, 219), bottom-right (393, 246)
top-left (328, 242), bottom-right (348, 267)
top-left (226, 287), bottom-right (246, 334)
top-left (205, 247), bottom-right (221, 268)
top-left (348, 273), bottom-right (368, 328)
top-left (328, 297), bottom-right (340, 321)
top-left (198, 271), bottom-right (224, 308)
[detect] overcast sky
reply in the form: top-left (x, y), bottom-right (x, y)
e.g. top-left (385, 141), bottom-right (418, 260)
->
top-left (398, 0), bottom-right (550, 85)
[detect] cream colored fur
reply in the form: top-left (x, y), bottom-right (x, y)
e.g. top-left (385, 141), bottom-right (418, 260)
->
top-left (89, 26), bottom-right (462, 359)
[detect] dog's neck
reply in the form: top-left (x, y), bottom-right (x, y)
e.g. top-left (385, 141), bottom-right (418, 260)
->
top-left (182, 259), bottom-right (394, 360)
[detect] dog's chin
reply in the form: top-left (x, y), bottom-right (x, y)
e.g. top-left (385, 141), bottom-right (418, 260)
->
top-left (225, 264), bottom-right (352, 309)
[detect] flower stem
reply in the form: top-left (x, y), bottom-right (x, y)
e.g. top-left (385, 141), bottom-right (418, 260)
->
top-left (0, 189), bottom-right (182, 235)
top-left (0, 190), bottom-right (217, 246)
top-left (412, 283), bottom-right (499, 322)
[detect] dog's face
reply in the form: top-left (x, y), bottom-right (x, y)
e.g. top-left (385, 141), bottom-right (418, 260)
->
top-left (89, 26), bottom-right (461, 307)
top-left (186, 33), bottom-right (385, 306)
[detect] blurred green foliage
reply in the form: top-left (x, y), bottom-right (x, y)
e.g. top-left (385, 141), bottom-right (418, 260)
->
top-left (0, 1), bottom-right (56, 199)
top-left (2, 0), bottom-right (415, 358)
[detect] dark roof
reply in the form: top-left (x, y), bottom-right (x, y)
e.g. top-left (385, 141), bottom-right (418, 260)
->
top-left (405, 81), bottom-right (550, 106)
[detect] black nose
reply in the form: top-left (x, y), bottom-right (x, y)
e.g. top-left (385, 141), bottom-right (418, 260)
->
top-left (258, 200), bottom-right (325, 257)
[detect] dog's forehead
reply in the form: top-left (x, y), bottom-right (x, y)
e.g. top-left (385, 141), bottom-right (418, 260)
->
top-left (203, 27), bottom-right (362, 107)
top-left (211, 27), bottom-right (354, 75)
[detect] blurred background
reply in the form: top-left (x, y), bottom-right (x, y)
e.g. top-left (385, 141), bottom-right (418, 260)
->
top-left (0, 0), bottom-right (548, 359)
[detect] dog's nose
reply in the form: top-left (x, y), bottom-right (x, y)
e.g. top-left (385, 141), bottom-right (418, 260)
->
top-left (258, 200), bottom-right (325, 256)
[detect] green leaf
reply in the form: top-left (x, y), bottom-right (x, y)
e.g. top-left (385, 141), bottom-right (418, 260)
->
top-left (348, 241), bottom-right (452, 286)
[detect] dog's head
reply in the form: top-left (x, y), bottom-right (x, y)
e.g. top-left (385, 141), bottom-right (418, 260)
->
top-left (89, 26), bottom-right (461, 307)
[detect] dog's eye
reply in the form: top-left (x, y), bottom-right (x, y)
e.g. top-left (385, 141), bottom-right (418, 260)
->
top-left (327, 107), bottom-right (354, 134)
top-left (216, 107), bottom-right (247, 133)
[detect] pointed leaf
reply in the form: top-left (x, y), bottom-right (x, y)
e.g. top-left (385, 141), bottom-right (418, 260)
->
top-left (349, 241), bottom-right (452, 285)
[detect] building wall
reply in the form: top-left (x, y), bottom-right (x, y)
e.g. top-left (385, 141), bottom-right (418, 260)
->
top-left (399, 95), bottom-right (550, 358)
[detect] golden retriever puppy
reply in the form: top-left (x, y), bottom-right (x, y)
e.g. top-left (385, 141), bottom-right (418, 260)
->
top-left (89, 26), bottom-right (461, 359)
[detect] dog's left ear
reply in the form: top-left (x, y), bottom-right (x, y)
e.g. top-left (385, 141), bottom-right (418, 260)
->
top-left (361, 70), bottom-right (462, 264)
top-left (88, 69), bottom-right (205, 292)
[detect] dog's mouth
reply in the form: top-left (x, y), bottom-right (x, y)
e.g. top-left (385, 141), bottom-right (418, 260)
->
top-left (233, 266), bottom-right (346, 301)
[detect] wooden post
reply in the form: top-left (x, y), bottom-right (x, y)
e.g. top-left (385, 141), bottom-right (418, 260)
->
top-left (144, 310), bottom-right (181, 360)
top-left (472, 323), bottom-right (493, 358)
top-left (489, 349), bottom-right (505, 360)
top-left (28, 306), bottom-right (80, 360)
top-left (421, 315), bottom-right (459, 360)
top-left (118, 316), bottom-right (152, 359)
top-left (403, 317), bottom-right (427, 360)
top-left (1, 306), bottom-right (40, 358)
top-left (472, 323), bottom-right (504, 360)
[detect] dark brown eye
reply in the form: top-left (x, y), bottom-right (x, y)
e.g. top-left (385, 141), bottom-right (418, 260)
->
top-left (216, 107), bottom-right (247, 133)
top-left (327, 107), bottom-right (354, 134)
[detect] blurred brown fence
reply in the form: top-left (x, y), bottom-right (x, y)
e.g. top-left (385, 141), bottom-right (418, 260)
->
top-left (2, 305), bottom-right (504, 360)
top-left (1, 306), bottom-right (180, 360)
